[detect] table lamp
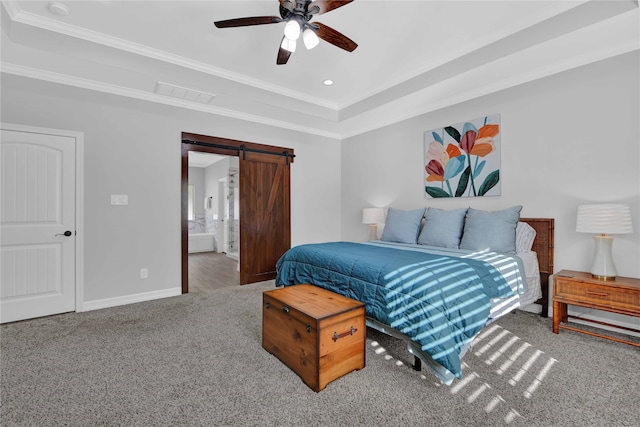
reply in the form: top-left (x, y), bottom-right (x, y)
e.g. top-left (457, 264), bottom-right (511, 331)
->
top-left (576, 204), bottom-right (633, 280)
top-left (362, 207), bottom-right (385, 241)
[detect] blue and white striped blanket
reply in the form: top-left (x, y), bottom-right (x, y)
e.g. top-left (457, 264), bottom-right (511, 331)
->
top-left (275, 241), bottom-right (525, 379)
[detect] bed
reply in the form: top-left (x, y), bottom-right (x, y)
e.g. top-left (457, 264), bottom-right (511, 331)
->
top-left (275, 206), bottom-right (554, 385)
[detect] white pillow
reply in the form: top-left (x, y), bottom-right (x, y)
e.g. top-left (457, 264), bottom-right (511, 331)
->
top-left (516, 221), bottom-right (537, 252)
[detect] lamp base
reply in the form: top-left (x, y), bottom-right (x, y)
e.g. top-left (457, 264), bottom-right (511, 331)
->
top-left (369, 224), bottom-right (378, 241)
top-left (591, 274), bottom-right (616, 281)
top-left (590, 235), bottom-right (617, 281)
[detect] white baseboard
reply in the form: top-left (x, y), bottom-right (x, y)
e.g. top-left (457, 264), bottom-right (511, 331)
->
top-left (80, 287), bottom-right (182, 312)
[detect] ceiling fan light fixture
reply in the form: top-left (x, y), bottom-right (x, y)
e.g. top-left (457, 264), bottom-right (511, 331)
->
top-left (303, 28), bottom-right (319, 50)
top-left (212, 0), bottom-right (356, 65)
top-left (281, 37), bottom-right (297, 53)
top-left (283, 20), bottom-right (301, 40)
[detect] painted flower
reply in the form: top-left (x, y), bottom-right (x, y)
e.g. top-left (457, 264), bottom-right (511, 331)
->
top-left (461, 124), bottom-right (499, 157)
top-left (425, 141), bottom-right (464, 182)
top-left (425, 160), bottom-right (445, 182)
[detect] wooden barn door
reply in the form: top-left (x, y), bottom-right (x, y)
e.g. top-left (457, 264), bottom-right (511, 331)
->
top-left (181, 132), bottom-right (294, 291)
top-left (239, 152), bottom-right (291, 285)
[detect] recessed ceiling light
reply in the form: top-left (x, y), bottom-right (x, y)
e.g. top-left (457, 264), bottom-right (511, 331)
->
top-left (323, 79), bottom-right (334, 86)
top-left (48, 2), bottom-right (69, 17)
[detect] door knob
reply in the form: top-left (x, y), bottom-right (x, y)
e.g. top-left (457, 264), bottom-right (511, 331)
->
top-left (55, 231), bottom-right (73, 237)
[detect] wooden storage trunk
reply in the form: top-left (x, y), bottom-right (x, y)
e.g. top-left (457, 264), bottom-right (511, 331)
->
top-left (262, 284), bottom-right (366, 392)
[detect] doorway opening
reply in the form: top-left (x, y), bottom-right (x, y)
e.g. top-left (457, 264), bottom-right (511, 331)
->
top-left (187, 151), bottom-right (239, 292)
top-left (181, 132), bottom-right (294, 293)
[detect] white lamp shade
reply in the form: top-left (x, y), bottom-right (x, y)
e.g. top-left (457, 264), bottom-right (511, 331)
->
top-left (303, 28), bottom-right (319, 49)
top-left (284, 20), bottom-right (301, 40)
top-left (362, 208), bottom-right (385, 224)
top-left (280, 37), bottom-right (296, 53)
top-left (576, 204), bottom-right (633, 235)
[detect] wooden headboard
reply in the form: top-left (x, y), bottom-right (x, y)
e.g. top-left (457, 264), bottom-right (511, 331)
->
top-left (520, 218), bottom-right (555, 317)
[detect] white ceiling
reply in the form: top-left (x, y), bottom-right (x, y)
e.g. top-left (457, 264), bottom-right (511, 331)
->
top-left (1, 1), bottom-right (638, 138)
top-left (188, 151), bottom-right (227, 168)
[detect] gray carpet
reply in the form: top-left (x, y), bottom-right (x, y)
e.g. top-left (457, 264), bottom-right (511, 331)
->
top-left (1, 280), bottom-right (638, 426)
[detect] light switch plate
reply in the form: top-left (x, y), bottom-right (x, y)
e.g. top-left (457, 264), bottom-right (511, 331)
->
top-left (111, 195), bottom-right (128, 205)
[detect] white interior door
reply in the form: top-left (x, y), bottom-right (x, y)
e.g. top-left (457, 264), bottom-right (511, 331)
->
top-left (1, 127), bottom-right (77, 323)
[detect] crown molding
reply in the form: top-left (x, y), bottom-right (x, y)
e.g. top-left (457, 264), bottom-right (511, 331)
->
top-left (337, 16), bottom-right (639, 139)
top-left (2, 2), bottom-right (637, 140)
top-left (1, 2), bottom-right (339, 111)
top-left (0, 0), bottom-right (596, 114)
top-left (1, 0), bottom-right (18, 18)
top-left (4, 24), bottom-right (637, 143)
top-left (340, 44), bottom-right (639, 139)
top-left (0, 62), bottom-right (342, 140)
top-left (336, 0), bottom-right (588, 110)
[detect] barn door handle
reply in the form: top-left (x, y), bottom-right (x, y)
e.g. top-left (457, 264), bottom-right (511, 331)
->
top-left (55, 231), bottom-right (73, 237)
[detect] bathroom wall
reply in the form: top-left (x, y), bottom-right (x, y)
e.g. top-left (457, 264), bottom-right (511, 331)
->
top-left (188, 166), bottom-right (206, 233)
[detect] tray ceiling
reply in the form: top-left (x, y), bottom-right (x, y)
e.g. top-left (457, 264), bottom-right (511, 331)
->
top-left (1, 1), bottom-right (638, 138)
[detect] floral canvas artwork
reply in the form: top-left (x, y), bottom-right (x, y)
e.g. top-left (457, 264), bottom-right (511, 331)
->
top-left (424, 114), bottom-right (501, 199)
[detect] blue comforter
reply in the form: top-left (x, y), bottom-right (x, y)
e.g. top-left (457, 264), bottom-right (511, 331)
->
top-left (275, 242), bottom-right (516, 378)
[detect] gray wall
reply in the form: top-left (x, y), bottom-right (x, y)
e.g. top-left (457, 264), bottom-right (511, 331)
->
top-left (1, 75), bottom-right (342, 303)
top-left (204, 157), bottom-right (234, 217)
top-left (2, 49), bottom-right (638, 332)
top-left (341, 52), bottom-right (639, 327)
top-left (188, 166), bottom-right (205, 217)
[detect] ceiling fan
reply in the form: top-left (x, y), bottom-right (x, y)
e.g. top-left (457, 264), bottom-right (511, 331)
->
top-left (214, 0), bottom-right (358, 65)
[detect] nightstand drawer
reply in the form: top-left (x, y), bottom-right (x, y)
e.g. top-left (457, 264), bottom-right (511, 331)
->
top-left (555, 278), bottom-right (640, 309)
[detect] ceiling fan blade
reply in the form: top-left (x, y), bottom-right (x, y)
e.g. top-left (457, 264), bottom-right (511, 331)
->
top-left (313, 22), bottom-right (357, 52)
top-left (278, 0), bottom-right (296, 12)
top-left (277, 37), bottom-right (293, 65)
top-left (214, 16), bottom-right (282, 28)
top-left (309, 0), bottom-right (353, 15)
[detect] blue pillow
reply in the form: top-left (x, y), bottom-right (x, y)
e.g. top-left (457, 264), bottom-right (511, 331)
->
top-left (380, 207), bottom-right (426, 244)
top-left (459, 206), bottom-right (523, 254)
top-left (417, 207), bottom-right (468, 248)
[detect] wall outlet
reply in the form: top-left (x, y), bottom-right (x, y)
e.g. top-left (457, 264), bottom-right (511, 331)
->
top-left (140, 268), bottom-right (148, 279)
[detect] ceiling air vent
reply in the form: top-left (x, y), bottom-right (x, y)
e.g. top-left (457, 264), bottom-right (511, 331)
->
top-left (154, 81), bottom-right (216, 105)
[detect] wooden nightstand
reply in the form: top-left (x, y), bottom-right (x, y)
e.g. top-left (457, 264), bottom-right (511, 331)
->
top-left (552, 270), bottom-right (640, 346)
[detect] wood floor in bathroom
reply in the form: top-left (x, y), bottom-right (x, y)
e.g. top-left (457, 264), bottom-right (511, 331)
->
top-left (188, 251), bottom-right (239, 292)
